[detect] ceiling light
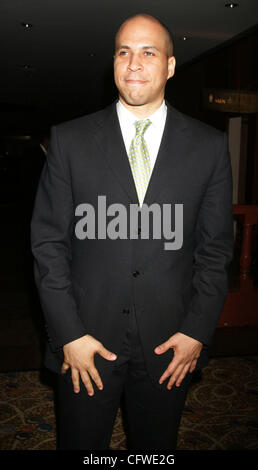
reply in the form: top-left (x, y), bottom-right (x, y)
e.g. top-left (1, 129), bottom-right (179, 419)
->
top-left (21, 22), bottom-right (33, 28)
top-left (225, 2), bottom-right (239, 8)
top-left (17, 64), bottom-right (35, 72)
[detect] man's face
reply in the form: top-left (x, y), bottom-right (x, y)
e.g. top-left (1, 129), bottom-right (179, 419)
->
top-left (114, 16), bottom-right (175, 111)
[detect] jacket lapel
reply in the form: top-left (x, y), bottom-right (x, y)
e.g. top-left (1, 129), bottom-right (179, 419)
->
top-left (92, 102), bottom-right (139, 204)
top-left (144, 102), bottom-right (188, 205)
top-left (92, 101), bottom-right (188, 206)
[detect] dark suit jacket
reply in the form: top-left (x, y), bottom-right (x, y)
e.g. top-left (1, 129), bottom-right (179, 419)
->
top-left (30, 101), bottom-right (234, 389)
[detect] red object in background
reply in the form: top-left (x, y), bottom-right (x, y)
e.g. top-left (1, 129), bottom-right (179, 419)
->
top-left (218, 205), bottom-right (258, 327)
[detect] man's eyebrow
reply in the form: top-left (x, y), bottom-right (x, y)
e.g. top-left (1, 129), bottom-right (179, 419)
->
top-left (116, 45), bottom-right (160, 52)
top-left (142, 46), bottom-right (160, 51)
top-left (116, 45), bottom-right (130, 50)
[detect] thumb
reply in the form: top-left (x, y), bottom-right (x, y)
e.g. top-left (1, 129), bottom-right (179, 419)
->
top-left (61, 362), bottom-right (70, 374)
top-left (154, 338), bottom-right (175, 355)
top-left (99, 345), bottom-right (117, 361)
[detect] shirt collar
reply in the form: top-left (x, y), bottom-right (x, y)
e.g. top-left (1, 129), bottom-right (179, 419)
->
top-left (116, 99), bottom-right (167, 129)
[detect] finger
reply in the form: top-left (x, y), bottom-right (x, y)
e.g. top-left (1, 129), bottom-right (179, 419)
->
top-left (71, 368), bottom-right (80, 394)
top-left (175, 363), bottom-right (191, 387)
top-left (189, 358), bottom-right (198, 373)
top-left (99, 345), bottom-right (117, 361)
top-left (61, 362), bottom-right (70, 374)
top-left (167, 363), bottom-right (187, 390)
top-left (80, 370), bottom-right (94, 396)
top-left (159, 368), bottom-right (172, 384)
top-left (88, 366), bottom-right (103, 390)
top-left (159, 358), bottom-right (180, 384)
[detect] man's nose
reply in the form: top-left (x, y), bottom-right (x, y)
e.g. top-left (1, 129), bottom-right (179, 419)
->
top-left (127, 53), bottom-right (142, 71)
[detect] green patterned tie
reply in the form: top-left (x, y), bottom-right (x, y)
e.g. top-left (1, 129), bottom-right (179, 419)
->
top-left (129, 119), bottom-right (152, 206)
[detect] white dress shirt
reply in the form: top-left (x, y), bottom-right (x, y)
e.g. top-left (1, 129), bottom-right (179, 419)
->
top-left (116, 100), bottom-right (167, 174)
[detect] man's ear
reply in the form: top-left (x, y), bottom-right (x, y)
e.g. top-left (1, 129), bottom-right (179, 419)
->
top-left (167, 56), bottom-right (176, 80)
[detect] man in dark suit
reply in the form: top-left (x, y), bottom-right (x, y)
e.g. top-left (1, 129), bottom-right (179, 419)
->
top-left (30, 14), bottom-right (234, 450)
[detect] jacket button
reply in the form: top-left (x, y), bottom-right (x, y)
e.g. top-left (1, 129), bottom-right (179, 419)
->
top-left (123, 308), bottom-right (130, 315)
top-left (132, 270), bottom-right (140, 277)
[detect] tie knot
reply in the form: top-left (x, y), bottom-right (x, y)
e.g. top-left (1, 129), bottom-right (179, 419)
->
top-left (135, 119), bottom-right (151, 136)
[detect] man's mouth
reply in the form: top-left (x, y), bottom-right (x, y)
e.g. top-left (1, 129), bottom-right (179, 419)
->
top-left (125, 79), bottom-right (147, 85)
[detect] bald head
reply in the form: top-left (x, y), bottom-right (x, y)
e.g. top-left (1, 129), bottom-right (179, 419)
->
top-left (114, 12), bottom-right (176, 116)
top-left (115, 14), bottom-right (174, 58)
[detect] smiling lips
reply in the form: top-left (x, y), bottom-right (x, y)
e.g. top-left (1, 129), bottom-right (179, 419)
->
top-left (125, 78), bottom-right (148, 85)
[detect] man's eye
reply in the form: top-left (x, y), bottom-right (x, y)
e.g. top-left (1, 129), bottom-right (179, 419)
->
top-left (119, 51), bottom-right (128, 56)
top-left (144, 51), bottom-right (154, 56)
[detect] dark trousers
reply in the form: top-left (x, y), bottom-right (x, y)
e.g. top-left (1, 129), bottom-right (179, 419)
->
top-left (56, 307), bottom-right (192, 450)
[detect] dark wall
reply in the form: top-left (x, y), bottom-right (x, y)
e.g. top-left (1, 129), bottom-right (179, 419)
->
top-left (166, 26), bottom-right (258, 204)
top-left (167, 26), bottom-right (258, 130)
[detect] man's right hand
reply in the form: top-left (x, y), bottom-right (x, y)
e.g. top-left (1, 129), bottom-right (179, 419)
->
top-left (61, 334), bottom-right (117, 396)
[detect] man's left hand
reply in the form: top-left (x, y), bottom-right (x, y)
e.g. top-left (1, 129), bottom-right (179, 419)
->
top-left (154, 332), bottom-right (203, 389)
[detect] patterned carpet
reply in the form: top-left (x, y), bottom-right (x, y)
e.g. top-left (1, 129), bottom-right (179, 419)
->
top-left (0, 356), bottom-right (258, 450)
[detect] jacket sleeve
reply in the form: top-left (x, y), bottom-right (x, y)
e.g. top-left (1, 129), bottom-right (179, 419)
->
top-left (30, 125), bottom-right (87, 352)
top-left (179, 131), bottom-right (234, 346)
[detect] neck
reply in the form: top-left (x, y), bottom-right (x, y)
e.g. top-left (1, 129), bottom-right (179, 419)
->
top-left (118, 96), bottom-right (164, 118)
